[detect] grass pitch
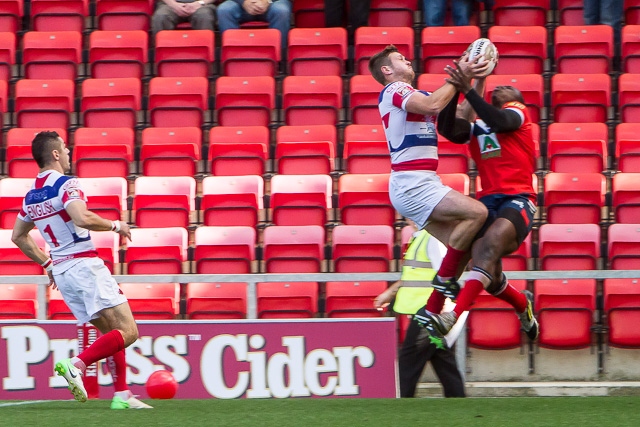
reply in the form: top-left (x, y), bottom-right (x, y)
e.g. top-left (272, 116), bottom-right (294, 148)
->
top-left (2, 396), bottom-right (639, 427)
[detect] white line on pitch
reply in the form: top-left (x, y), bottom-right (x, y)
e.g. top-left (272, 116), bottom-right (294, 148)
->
top-left (0, 400), bottom-right (58, 408)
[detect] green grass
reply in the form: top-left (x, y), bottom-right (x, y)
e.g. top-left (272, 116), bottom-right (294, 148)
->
top-left (2, 397), bottom-right (640, 427)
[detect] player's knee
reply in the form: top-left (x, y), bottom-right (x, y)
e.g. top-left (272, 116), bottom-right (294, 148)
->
top-left (122, 323), bottom-right (139, 347)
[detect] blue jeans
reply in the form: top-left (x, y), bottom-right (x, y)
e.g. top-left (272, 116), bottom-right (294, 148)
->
top-left (217, 0), bottom-right (291, 49)
top-left (423, 0), bottom-right (473, 26)
top-left (583, 0), bottom-right (622, 45)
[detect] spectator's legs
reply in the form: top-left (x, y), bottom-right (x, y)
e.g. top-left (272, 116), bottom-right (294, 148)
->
top-left (325, 0), bottom-right (345, 27)
top-left (266, 0), bottom-right (292, 50)
top-left (583, 0), bottom-right (600, 24)
top-left (451, 0), bottom-right (473, 26)
top-left (599, 0), bottom-right (623, 48)
top-left (190, 4), bottom-right (216, 31)
top-left (151, 3), bottom-right (182, 36)
top-left (423, 0), bottom-right (447, 26)
top-left (217, 0), bottom-right (244, 32)
top-left (348, 0), bottom-right (371, 29)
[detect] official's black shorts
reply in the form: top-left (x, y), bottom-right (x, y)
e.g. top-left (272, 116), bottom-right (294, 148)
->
top-left (477, 193), bottom-right (537, 245)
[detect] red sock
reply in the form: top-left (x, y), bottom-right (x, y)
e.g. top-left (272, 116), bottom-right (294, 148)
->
top-left (78, 330), bottom-right (125, 367)
top-left (453, 269), bottom-right (491, 318)
top-left (425, 289), bottom-right (446, 313)
top-left (493, 280), bottom-right (528, 313)
top-left (107, 350), bottom-right (128, 392)
top-left (437, 246), bottom-right (467, 279)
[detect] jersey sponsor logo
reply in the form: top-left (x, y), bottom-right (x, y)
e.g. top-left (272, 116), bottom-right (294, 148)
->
top-left (25, 200), bottom-right (57, 220)
top-left (396, 85), bottom-right (412, 98)
top-left (474, 120), bottom-right (502, 159)
top-left (29, 189), bottom-right (49, 202)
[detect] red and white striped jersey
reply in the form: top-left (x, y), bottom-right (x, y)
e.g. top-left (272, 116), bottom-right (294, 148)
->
top-left (378, 81), bottom-right (439, 171)
top-left (18, 170), bottom-right (96, 272)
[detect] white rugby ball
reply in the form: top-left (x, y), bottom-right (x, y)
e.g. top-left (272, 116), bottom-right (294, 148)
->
top-left (466, 38), bottom-right (499, 77)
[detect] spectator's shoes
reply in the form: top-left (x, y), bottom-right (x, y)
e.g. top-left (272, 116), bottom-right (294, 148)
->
top-left (432, 276), bottom-right (461, 300)
top-left (54, 358), bottom-right (88, 403)
top-left (111, 395), bottom-right (154, 410)
top-left (519, 290), bottom-right (540, 341)
top-left (414, 307), bottom-right (458, 349)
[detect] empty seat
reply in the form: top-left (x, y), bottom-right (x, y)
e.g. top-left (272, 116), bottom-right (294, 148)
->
top-left (214, 76), bottom-right (275, 127)
top-left (485, 74), bottom-right (544, 124)
top-left (543, 172), bottom-right (606, 224)
top-left (627, 0), bottom-right (640, 25)
top-left (343, 124), bottom-right (390, 174)
top-left (95, 0), bottom-right (153, 31)
top-left (502, 234), bottom-right (532, 271)
top-left (622, 25), bottom-right (640, 73)
top-left (288, 27), bottom-right (347, 76)
top-left (0, 31), bottom-right (15, 82)
top-left (90, 230), bottom-right (120, 273)
top-left (0, 178), bottom-right (33, 228)
top-left (435, 135), bottom-right (470, 174)
top-left (0, 228), bottom-right (47, 275)
top-left (47, 288), bottom-right (74, 319)
top-left (72, 127), bottom-right (135, 178)
top-left (125, 227), bottom-right (188, 274)
top-left (612, 172), bottom-right (640, 223)
top-left (0, 283), bottom-right (37, 319)
top-left (332, 225), bottom-right (395, 272)
top-left (555, 25), bottom-right (613, 74)
top-left (551, 73), bottom-right (611, 123)
top-left (325, 281), bottom-right (387, 318)
top-left (0, 0), bottom-right (23, 33)
top-left (416, 73), bottom-right (450, 93)
top-left (354, 26), bottom-right (414, 75)
top-left (132, 176), bottom-right (195, 228)
top-left (547, 122), bottom-right (608, 173)
top-left (22, 31), bottom-right (82, 80)
top-left (186, 282), bottom-right (247, 319)
top-left (282, 75), bottom-right (343, 126)
top-left (488, 26), bottom-right (547, 75)
top-left (369, 0), bottom-right (418, 27)
top-left (615, 123), bottom-right (640, 172)
top-left (292, 0), bottom-right (324, 27)
top-left (208, 125), bottom-right (269, 176)
top-left (603, 278), bottom-right (640, 348)
top-left (81, 77), bottom-right (141, 129)
top-left (262, 225), bottom-right (325, 273)
top-left (89, 30), bottom-right (148, 79)
top-left (270, 174), bottom-right (332, 227)
top-left (275, 124), bottom-right (337, 174)
top-left (154, 29), bottom-right (214, 77)
top-left (491, 0), bottom-right (550, 26)
top-left (338, 173), bottom-right (395, 227)
top-left (257, 282), bottom-right (319, 319)
top-left (30, 0), bottom-right (89, 32)
top-left (140, 127), bottom-right (202, 177)
top-left (538, 223), bottom-right (601, 270)
top-left (221, 29), bottom-right (280, 77)
top-left (421, 26), bottom-right (479, 74)
top-left (194, 225), bottom-right (256, 274)
top-left (201, 175), bottom-right (263, 227)
top-left (119, 282), bottom-right (179, 320)
top-left (349, 74), bottom-right (383, 125)
top-left (5, 128), bottom-right (65, 178)
top-left (148, 76), bottom-right (209, 128)
top-left (534, 279), bottom-right (596, 349)
top-left (15, 79), bottom-right (74, 128)
top-left (276, 124), bottom-right (338, 151)
top-left (557, 0), bottom-right (584, 25)
top-left (608, 223), bottom-right (640, 270)
top-left (440, 173), bottom-right (470, 196)
top-left (77, 176), bottom-right (128, 222)
top-left (618, 73), bottom-right (640, 123)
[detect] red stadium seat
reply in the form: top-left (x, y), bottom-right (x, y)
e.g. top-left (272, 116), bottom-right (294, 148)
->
top-left (15, 79), bottom-right (74, 129)
top-left (421, 26), bottom-right (479, 74)
top-left (603, 278), bottom-right (640, 348)
top-left (332, 225), bottom-right (395, 272)
top-left (502, 234), bottom-right (532, 271)
top-left (5, 128), bottom-right (67, 178)
top-left (276, 124), bottom-right (338, 151)
top-left (77, 176), bottom-right (128, 222)
top-left (0, 0), bottom-right (23, 33)
top-left (492, 0), bottom-right (550, 26)
top-left (622, 25), bottom-right (640, 73)
top-left (30, 0), bottom-right (89, 32)
top-left (557, 0), bottom-right (584, 25)
top-left (555, 25), bottom-right (613, 74)
top-left (354, 26), bottom-right (414, 75)
top-left (534, 279), bottom-right (596, 349)
top-left (72, 127), bottom-right (134, 178)
top-left (292, 0), bottom-right (324, 27)
top-left (343, 124), bottom-right (390, 174)
top-left (257, 282), bottom-right (319, 319)
top-left (90, 230), bottom-right (120, 274)
top-left (269, 174), bottom-right (332, 227)
top-left (89, 30), bottom-right (148, 79)
top-left (48, 288), bottom-right (74, 320)
top-left (440, 173), bottom-right (470, 196)
top-left (194, 225), bottom-right (256, 274)
top-left (0, 283), bottom-right (37, 319)
top-left (81, 77), bottom-right (141, 129)
top-left (0, 178), bottom-right (32, 228)
top-left (485, 74), bottom-right (544, 124)
top-left (543, 172), bottom-right (606, 224)
top-left (221, 29), bottom-right (280, 77)
top-left (125, 227), bottom-right (188, 274)
top-left (608, 223), bottom-right (640, 270)
top-left (154, 29), bottom-right (214, 78)
top-left (201, 175), bottom-right (263, 227)
top-left (186, 282), bottom-right (247, 319)
top-left (547, 122), bottom-right (609, 173)
top-left (287, 27), bottom-right (347, 76)
top-left (538, 224), bottom-right (601, 270)
top-left (214, 76), bottom-right (275, 127)
top-left (262, 225), bottom-right (325, 273)
top-left (148, 76), bottom-right (209, 128)
top-left (96, 0), bottom-right (152, 31)
top-left (22, 31), bottom-right (82, 80)
top-left (0, 31), bottom-right (15, 82)
top-left (612, 173), bottom-right (640, 223)
top-left (551, 73), bottom-right (611, 123)
top-left (132, 176), bottom-right (195, 228)
top-left (0, 229), bottom-right (48, 275)
top-left (369, 0), bottom-right (417, 27)
top-left (119, 282), bottom-right (179, 320)
top-left (282, 75), bottom-right (343, 126)
top-left (618, 73), bottom-right (640, 123)
top-left (488, 26), bottom-right (547, 75)
top-left (208, 125), bottom-right (269, 176)
top-left (416, 73), bottom-right (449, 94)
top-left (275, 141), bottom-right (335, 175)
top-left (140, 127), bottom-right (202, 177)
top-left (338, 173), bottom-right (395, 227)
top-left (325, 281), bottom-right (387, 318)
top-left (349, 74), bottom-right (383, 125)
top-left (615, 123), bottom-right (640, 172)
top-left (435, 135), bottom-right (470, 174)
top-left (626, 0), bottom-right (640, 25)
top-left (467, 280), bottom-right (527, 349)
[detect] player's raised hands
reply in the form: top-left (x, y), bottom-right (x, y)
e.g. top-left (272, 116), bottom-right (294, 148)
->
top-left (445, 60), bottom-right (474, 94)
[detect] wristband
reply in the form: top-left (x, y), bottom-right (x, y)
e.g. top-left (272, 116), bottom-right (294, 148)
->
top-left (111, 220), bottom-right (121, 232)
top-left (41, 258), bottom-right (53, 272)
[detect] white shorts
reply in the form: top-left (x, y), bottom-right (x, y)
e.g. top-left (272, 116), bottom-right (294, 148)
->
top-left (389, 170), bottom-right (452, 230)
top-left (54, 257), bottom-right (128, 324)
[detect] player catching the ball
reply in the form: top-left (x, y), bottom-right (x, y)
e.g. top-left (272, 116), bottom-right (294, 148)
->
top-left (415, 47), bottom-right (540, 345)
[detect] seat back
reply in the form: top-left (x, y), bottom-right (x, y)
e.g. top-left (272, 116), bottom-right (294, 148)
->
top-left (488, 26), bottom-right (547, 75)
top-left (154, 29), bottom-right (214, 77)
top-left (262, 225), bottom-right (325, 273)
top-left (332, 225), bottom-right (394, 272)
top-left (194, 226), bottom-right (256, 274)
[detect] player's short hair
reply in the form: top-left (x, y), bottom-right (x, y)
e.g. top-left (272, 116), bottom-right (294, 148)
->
top-left (369, 44), bottom-right (398, 85)
top-left (491, 85), bottom-right (525, 108)
top-left (32, 131), bottom-right (62, 168)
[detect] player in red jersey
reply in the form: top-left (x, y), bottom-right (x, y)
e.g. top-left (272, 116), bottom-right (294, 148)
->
top-left (413, 64), bottom-right (540, 345)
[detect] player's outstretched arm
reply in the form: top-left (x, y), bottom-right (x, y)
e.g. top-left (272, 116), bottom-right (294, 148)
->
top-left (66, 200), bottom-right (132, 241)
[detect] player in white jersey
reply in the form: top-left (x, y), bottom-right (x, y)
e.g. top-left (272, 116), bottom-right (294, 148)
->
top-left (11, 131), bottom-right (152, 409)
top-left (368, 45), bottom-right (489, 306)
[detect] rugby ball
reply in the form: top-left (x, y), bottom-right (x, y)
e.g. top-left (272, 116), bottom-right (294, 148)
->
top-left (466, 38), bottom-right (499, 77)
